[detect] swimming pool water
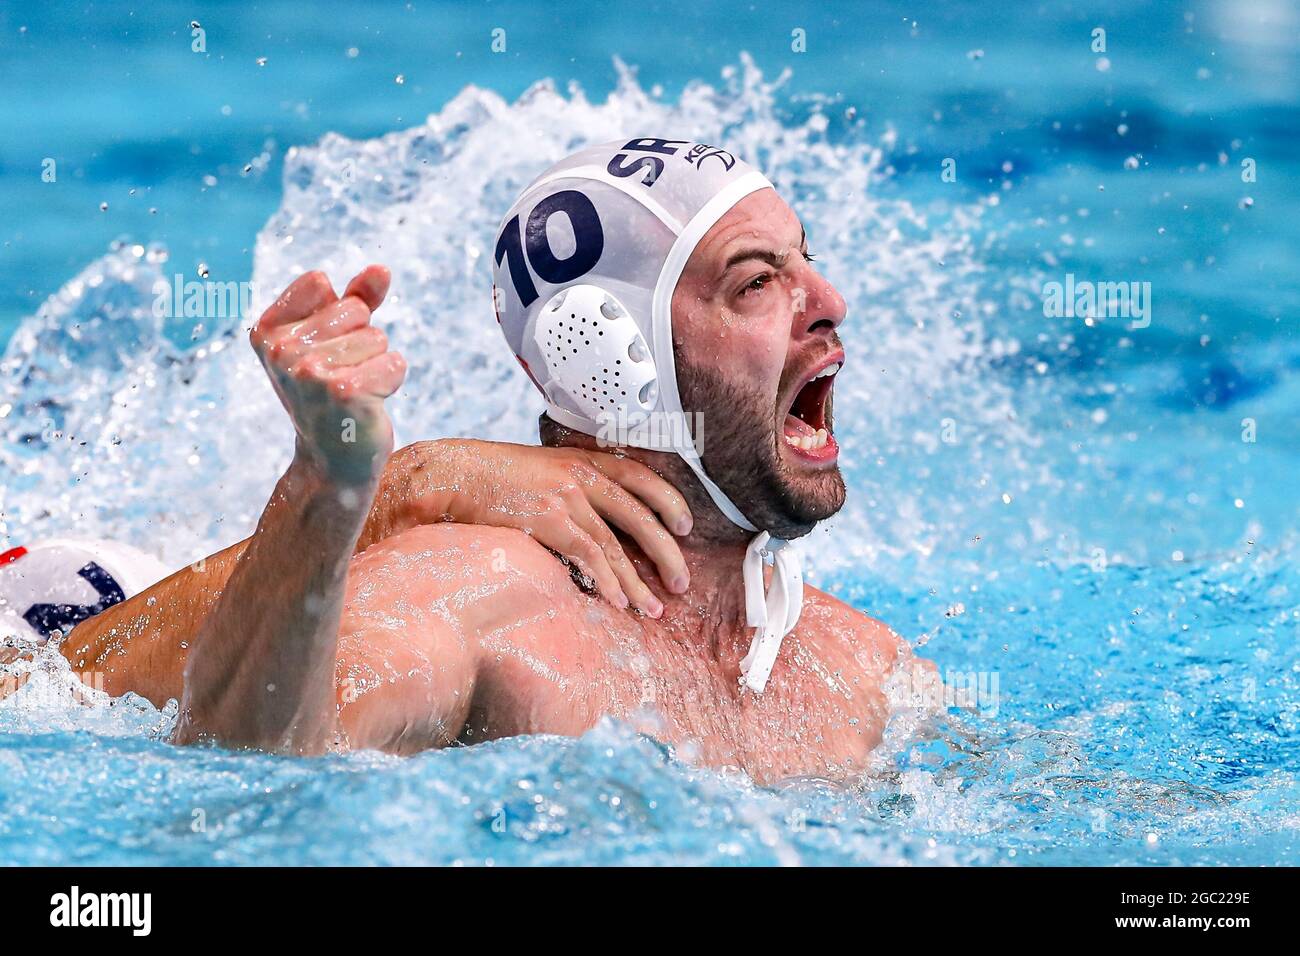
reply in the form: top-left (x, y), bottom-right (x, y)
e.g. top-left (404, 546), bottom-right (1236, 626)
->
top-left (1, 0), bottom-right (1297, 865)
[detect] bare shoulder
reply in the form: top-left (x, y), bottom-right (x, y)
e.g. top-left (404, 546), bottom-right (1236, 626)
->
top-left (342, 520), bottom-right (586, 652)
top-left (348, 521), bottom-right (579, 605)
top-left (334, 522), bottom-right (581, 753)
top-left (797, 584), bottom-right (912, 680)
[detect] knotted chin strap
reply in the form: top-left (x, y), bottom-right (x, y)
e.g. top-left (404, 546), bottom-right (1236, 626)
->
top-left (738, 531), bottom-right (804, 694)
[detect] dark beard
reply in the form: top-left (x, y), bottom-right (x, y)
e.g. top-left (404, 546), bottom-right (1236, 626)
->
top-left (675, 352), bottom-right (846, 540)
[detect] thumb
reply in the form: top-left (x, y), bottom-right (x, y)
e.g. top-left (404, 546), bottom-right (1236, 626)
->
top-left (344, 265), bottom-right (391, 312)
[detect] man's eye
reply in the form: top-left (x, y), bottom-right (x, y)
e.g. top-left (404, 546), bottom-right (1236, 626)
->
top-left (741, 274), bottom-right (770, 296)
top-left (803, 250), bottom-right (817, 263)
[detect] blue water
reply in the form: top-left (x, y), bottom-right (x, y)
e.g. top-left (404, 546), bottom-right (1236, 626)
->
top-left (1, 0), bottom-right (1297, 865)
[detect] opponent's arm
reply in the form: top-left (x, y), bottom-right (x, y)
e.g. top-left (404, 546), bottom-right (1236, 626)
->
top-left (65, 415), bottom-right (693, 708)
top-left (360, 439), bottom-right (693, 611)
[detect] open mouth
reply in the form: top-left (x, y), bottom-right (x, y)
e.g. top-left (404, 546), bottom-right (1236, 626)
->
top-left (781, 356), bottom-right (842, 462)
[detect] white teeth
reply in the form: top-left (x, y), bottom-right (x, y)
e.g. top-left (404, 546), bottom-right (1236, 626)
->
top-left (784, 427), bottom-right (830, 452)
top-left (814, 362), bottom-right (841, 380)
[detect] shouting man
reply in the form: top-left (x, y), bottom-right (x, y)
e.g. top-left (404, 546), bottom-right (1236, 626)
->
top-left (59, 139), bottom-right (925, 784)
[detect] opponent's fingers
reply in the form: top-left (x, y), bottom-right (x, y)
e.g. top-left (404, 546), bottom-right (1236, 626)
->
top-left (256, 271), bottom-right (338, 331)
top-left (587, 481), bottom-right (689, 595)
top-left (309, 326), bottom-right (389, 368)
top-left (0, 644), bottom-right (34, 668)
top-left (343, 265), bottom-right (391, 313)
top-left (551, 519), bottom-right (628, 611)
top-left (585, 452), bottom-right (693, 536)
top-left (570, 501), bottom-right (664, 618)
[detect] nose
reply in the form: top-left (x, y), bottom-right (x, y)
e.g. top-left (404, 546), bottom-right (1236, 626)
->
top-left (793, 264), bottom-right (846, 340)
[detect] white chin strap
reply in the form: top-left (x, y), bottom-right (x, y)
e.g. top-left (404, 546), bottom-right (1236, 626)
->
top-left (639, 170), bottom-right (809, 696)
top-left (740, 532), bottom-right (804, 694)
top-left (674, 452), bottom-right (804, 695)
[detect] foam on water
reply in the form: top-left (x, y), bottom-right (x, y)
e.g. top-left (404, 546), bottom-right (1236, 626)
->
top-left (1, 59), bottom-right (1296, 866)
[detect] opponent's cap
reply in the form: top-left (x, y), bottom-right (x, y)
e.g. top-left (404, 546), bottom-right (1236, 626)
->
top-left (491, 138), bottom-right (803, 693)
top-left (0, 538), bottom-right (169, 644)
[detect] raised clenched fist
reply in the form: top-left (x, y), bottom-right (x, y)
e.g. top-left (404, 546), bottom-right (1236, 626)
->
top-left (251, 266), bottom-right (407, 486)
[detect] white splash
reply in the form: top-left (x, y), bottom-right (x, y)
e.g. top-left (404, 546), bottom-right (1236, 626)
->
top-left (1, 57), bottom-right (1030, 585)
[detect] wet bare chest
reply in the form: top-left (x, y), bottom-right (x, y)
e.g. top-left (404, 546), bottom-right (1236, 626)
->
top-left (462, 603), bottom-right (889, 782)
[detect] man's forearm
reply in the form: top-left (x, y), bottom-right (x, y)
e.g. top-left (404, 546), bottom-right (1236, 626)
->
top-left (170, 460), bottom-right (372, 752)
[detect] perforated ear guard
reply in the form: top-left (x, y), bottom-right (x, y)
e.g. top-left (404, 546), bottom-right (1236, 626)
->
top-left (533, 284), bottom-right (658, 426)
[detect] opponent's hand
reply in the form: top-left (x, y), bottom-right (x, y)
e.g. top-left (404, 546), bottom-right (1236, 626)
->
top-left (251, 267), bottom-right (407, 487)
top-left (376, 441), bottom-right (694, 618)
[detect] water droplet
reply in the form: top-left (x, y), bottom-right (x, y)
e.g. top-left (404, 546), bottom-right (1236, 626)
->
top-left (394, 73), bottom-right (405, 85)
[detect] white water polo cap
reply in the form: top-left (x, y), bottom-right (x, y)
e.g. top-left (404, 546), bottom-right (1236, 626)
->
top-left (491, 137), bottom-right (804, 693)
top-left (0, 538), bottom-right (169, 644)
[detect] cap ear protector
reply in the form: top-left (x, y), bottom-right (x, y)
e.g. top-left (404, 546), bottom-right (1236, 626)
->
top-left (532, 285), bottom-right (658, 426)
top-left (491, 138), bottom-right (807, 694)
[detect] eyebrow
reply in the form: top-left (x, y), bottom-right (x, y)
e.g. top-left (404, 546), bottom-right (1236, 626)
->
top-left (720, 226), bottom-right (808, 272)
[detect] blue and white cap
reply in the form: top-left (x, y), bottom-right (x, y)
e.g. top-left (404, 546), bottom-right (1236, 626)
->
top-left (492, 138), bottom-right (803, 693)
